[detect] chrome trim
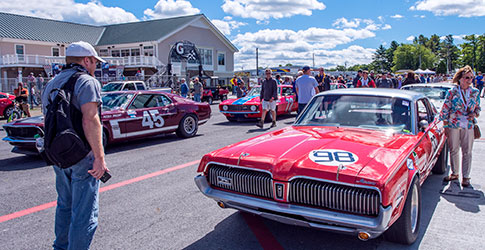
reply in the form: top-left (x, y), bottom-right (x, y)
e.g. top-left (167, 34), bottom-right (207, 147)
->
top-left (2, 137), bottom-right (36, 143)
top-left (195, 175), bottom-right (393, 239)
top-left (202, 161), bottom-right (274, 178)
top-left (221, 111), bottom-right (260, 114)
top-left (288, 175), bottom-right (382, 204)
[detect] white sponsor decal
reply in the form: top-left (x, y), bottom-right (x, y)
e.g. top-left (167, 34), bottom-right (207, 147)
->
top-left (142, 110), bottom-right (165, 128)
top-left (309, 149), bottom-right (359, 166)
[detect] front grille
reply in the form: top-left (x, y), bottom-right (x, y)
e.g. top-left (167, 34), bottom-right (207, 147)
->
top-left (289, 178), bottom-right (380, 216)
top-left (226, 105), bottom-right (253, 111)
top-left (208, 164), bottom-right (273, 199)
top-left (4, 126), bottom-right (43, 139)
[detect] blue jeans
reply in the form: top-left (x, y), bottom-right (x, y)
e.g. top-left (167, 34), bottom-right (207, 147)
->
top-left (53, 153), bottom-right (99, 250)
top-left (297, 103), bottom-right (307, 115)
top-left (194, 93), bottom-right (201, 102)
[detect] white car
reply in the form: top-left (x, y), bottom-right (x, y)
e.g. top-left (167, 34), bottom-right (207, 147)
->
top-left (401, 82), bottom-right (454, 111)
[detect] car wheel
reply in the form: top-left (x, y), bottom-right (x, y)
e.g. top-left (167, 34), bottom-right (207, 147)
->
top-left (432, 140), bottom-right (448, 174)
top-left (7, 110), bottom-right (22, 122)
top-left (384, 177), bottom-right (421, 244)
top-left (176, 114), bottom-right (198, 138)
top-left (226, 117), bottom-right (237, 122)
top-left (3, 105), bottom-right (14, 118)
top-left (207, 97), bottom-right (213, 105)
top-left (102, 130), bottom-right (108, 149)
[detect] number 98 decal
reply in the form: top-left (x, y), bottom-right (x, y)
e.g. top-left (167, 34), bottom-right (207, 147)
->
top-left (309, 149), bottom-right (359, 166)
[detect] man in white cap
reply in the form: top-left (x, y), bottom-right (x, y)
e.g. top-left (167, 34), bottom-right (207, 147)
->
top-left (42, 41), bottom-right (108, 250)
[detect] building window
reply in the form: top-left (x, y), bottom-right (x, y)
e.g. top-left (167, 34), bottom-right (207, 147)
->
top-left (143, 46), bottom-right (154, 56)
top-left (199, 48), bottom-right (212, 66)
top-left (111, 50), bottom-right (120, 57)
top-left (218, 53), bottom-right (225, 66)
top-left (52, 47), bottom-right (60, 57)
top-left (99, 49), bottom-right (109, 57)
top-left (121, 49), bottom-right (130, 57)
top-left (131, 48), bottom-right (140, 56)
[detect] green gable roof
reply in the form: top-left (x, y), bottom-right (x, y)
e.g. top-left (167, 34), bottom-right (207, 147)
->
top-left (0, 12), bottom-right (104, 44)
top-left (97, 14), bottom-right (201, 46)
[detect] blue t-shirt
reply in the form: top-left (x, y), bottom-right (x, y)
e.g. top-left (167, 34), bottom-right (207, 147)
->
top-left (295, 75), bottom-right (318, 104)
top-left (476, 76), bottom-right (483, 86)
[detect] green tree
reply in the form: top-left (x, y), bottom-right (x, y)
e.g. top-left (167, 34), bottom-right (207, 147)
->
top-left (392, 44), bottom-right (436, 72)
top-left (438, 35), bottom-right (460, 73)
top-left (477, 34), bottom-right (485, 72)
top-left (417, 34), bottom-right (429, 46)
top-left (373, 45), bottom-right (391, 72)
top-left (386, 41), bottom-right (399, 70)
top-left (461, 34), bottom-right (479, 71)
top-left (426, 34), bottom-right (441, 54)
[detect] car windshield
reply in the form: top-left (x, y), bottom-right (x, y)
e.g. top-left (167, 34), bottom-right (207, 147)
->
top-left (403, 86), bottom-right (450, 100)
top-left (101, 93), bottom-right (133, 111)
top-left (246, 86), bottom-right (282, 96)
top-left (102, 82), bottom-right (123, 92)
top-left (295, 95), bottom-right (412, 134)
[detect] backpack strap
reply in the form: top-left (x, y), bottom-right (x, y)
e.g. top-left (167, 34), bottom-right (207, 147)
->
top-left (62, 71), bottom-right (86, 93)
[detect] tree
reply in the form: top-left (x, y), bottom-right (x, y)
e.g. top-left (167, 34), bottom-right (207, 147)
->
top-left (386, 41), bottom-right (399, 70)
top-left (477, 34), bottom-right (485, 72)
top-left (335, 65), bottom-right (346, 71)
top-left (373, 45), bottom-right (391, 72)
top-left (426, 34), bottom-right (441, 54)
top-left (461, 34), bottom-right (479, 71)
top-left (392, 44), bottom-right (436, 72)
top-left (417, 34), bottom-right (428, 46)
top-left (439, 35), bottom-right (460, 73)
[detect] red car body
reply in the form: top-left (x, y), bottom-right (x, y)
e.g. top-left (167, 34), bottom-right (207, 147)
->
top-left (196, 88), bottom-right (447, 244)
top-left (2, 90), bottom-right (211, 155)
top-left (219, 84), bottom-right (297, 121)
top-left (0, 92), bottom-right (16, 118)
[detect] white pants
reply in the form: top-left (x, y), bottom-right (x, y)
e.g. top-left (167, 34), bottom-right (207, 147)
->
top-left (448, 128), bottom-right (474, 178)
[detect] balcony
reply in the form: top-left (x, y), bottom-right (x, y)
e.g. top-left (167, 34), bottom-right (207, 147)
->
top-left (0, 54), bottom-right (163, 68)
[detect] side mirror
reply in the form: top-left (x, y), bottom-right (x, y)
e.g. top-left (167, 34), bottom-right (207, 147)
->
top-left (419, 119), bottom-right (429, 132)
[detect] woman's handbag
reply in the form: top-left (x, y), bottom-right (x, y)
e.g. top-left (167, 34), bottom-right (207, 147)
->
top-left (474, 124), bottom-right (481, 139)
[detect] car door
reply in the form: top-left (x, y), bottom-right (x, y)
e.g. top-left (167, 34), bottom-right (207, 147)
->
top-left (281, 86), bottom-right (297, 113)
top-left (123, 94), bottom-right (160, 138)
top-left (155, 94), bottom-right (179, 130)
top-left (415, 98), bottom-right (434, 178)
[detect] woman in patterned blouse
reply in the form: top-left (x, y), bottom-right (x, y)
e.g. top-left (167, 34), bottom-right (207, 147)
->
top-left (439, 65), bottom-right (481, 187)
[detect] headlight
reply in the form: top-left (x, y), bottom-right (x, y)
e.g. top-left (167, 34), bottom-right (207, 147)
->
top-left (223, 105), bottom-right (228, 111)
top-left (250, 105), bottom-right (257, 111)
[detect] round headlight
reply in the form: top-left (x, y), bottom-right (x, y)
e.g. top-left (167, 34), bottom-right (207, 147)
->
top-left (223, 105), bottom-right (228, 111)
top-left (250, 105), bottom-right (257, 111)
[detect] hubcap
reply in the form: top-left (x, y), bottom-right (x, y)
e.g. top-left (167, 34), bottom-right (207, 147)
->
top-left (410, 184), bottom-right (419, 233)
top-left (184, 116), bottom-right (196, 134)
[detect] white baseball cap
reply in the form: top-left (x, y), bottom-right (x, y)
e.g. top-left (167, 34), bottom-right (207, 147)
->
top-left (66, 41), bottom-right (106, 63)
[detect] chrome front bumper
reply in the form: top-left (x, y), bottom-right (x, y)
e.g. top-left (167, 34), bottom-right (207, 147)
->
top-left (195, 175), bottom-right (393, 239)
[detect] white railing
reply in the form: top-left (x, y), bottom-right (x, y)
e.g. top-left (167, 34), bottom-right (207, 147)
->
top-left (0, 54), bottom-right (163, 67)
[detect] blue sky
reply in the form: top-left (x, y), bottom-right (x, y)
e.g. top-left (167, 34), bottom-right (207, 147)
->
top-left (1, 0), bottom-right (484, 69)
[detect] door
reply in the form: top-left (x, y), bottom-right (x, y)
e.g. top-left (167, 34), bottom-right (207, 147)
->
top-left (416, 99), bottom-right (434, 177)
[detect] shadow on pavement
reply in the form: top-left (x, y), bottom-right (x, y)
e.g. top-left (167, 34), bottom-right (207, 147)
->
top-left (0, 155), bottom-right (46, 171)
top-left (440, 181), bottom-right (485, 213)
top-left (186, 172), bottom-right (446, 250)
top-left (105, 133), bottom-right (203, 155)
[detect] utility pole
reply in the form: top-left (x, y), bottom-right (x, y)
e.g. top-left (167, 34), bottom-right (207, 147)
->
top-left (256, 48), bottom-right (259, 77)
top-left (312, 53), bottom-right (315, 68)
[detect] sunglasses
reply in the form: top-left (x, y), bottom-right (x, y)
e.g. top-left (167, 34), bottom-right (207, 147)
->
top-left (463, 76), bottom-right (473, 80)
top-left (265, 72), bottom-right (271, 74)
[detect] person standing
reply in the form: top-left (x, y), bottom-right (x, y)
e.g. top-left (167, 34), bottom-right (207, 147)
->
top-left (402, 71), bottom-right (417, 87)
top-left (180, 78), bottom-right (189, 98)
top-left (37, 74), bottom-right (45, 92)
top-left (193, 77), bottom-right (203, 102)
top-left (376, 73), bottom-right (394, 88)
top-left (352, 70), bottom-right (362, 88)
top-left (439, 65), bottom-right (481, 187)
top-left (257, 69), bottom-right (278, 128)
top-left (475, 72), bottom-right (483, 97)
top-left (356, 71), bottom-right (376, 88)
top-left (13, 82), bottom-right (31, 117)
top-left (41, 41), bottom-right (109, 250)
top-left (27, 72), bottom-right (36, 108)
top-left (295, 66), bottom-right (319, 114)
top-left (315, 68), bottom-right (325, 92)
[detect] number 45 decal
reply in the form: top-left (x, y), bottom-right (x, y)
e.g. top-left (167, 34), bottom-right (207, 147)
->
top-left (142, 110), bottom-right (165, 128)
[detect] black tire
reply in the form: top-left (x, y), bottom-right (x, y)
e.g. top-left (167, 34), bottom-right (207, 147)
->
top-left (176, 114), bottom-right (198, 138)
top-left (102, 129), bottom-right (108, 149)
top-left (384, 177), bottom-right (421, 244)
top-left (7, 110), bottom-right (22, 122)
top-left (226, 117), bottom-right (237, 122)
top-left (3, 105), bottom-right (14, 118)
top-left (432, 140), bottom-right (448, 174)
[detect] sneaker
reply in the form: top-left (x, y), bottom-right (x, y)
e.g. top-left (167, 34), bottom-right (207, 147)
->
top-left (256, 121), bottom-right (263, 128)
top-left (271, 121), bottom-right (276, 128)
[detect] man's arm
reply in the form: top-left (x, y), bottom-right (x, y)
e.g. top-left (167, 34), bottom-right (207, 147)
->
top-left (81, 102), bottom-right (108, 179)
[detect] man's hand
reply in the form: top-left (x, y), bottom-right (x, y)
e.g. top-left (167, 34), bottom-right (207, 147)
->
top-left (467, 113), bottom-right (477, 120)
top-left (88, 157), bottom-right (108, 179)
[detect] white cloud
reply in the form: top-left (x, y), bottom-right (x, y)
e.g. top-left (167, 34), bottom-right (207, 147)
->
top-left (233, 27), bottom-right (377, 69)
top-left (390, 14), bottom-right (404, 19)
top-left (440, 34), bottom-right (466, 41)
top-left (256, 20), bottom-right (270, 25)
top-left (0, 0), bottom-right (138, 25)
top-left (211, 17), bottom-right (247, 36)
top-left (410, 0), bottom-right (485, 17)
top-left (144, 0), bottom-right (200, 19)
top-left (382, 24), bottom-right (392, 30)
top-left (406, 35), bottom-right (415, 41)
top-left (222, 0), bottom-right (326, 20)
top-left (333, 17), bottom-right (391, 31)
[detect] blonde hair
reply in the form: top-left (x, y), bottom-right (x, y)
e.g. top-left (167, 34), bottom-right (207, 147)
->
top-left (452, 65), bottom-right (474, 84)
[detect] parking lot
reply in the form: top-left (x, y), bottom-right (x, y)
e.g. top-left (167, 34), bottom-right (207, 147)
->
top-left (1, 103), bottom-right (485, 250)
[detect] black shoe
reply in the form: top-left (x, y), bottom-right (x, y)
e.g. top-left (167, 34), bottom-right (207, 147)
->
top-left (271, 121), bottom-right (276, 128)
top-left (256, 121), bottom-right (263, 128)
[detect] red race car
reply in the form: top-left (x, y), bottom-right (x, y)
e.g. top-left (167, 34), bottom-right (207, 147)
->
top-left (196, 88), bottom-right (447, 244)
top-left (2, 90), bottom-right (211, 155)
top-left (0, 91), bottom-right (16, 118)
top-left (219, 84), bottom-right (298, 121)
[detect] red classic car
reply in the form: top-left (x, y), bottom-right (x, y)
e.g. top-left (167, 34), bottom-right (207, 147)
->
top-left (196, 88), bottom-right (447, 244)
top-left (0, 91), bottom-right (16, 118)
top-left (219, 84), bottom-right (298, 121)
top-left (2, 90), bottom-right (211, 155)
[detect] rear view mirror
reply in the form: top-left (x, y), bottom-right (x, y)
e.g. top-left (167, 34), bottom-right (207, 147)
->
top-left (419, 119), bottom-right (429, 132)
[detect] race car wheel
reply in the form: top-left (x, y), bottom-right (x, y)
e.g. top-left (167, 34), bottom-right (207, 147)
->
top-left (207, 97), bottom-right (213, 105)
top-left (226, 117), bottom-right (237, 122)
top-left (3, 105), bottom-right (14, 118)
top-left (385, 177), bottom-right (421, 245)
top-left (176, 114), bottom-right (198, 138)
top-left (102, 130), bottom-right (108, 149)
top-left (7, 110), bottom-right (22, 122)
top-left (432, 140), bottom-right (448, 174)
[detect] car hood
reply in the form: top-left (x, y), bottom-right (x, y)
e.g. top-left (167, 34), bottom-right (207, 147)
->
top-left (210, 126), bottom-right (416, 186)
top-left (5, 115), bottom-right (44, 126)
top-left (220, 95), bottom-right (260, 106)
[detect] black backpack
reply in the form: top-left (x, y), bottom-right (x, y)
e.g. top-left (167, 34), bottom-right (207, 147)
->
top-left (42, 71), bottom-right (91, 168)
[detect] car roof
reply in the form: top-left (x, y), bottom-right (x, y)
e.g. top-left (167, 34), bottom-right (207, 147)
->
top-left (317, 88), bottom-right (426, 101)
top-left (102, 90), bottom-right (172, 95)
top-left (106, 81), bottom-right (144, 84)
top-left (401, 82), bottom-right (455, 88)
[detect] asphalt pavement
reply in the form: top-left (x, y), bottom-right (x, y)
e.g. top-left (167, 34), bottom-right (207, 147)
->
top-left (1, 98), bottom-right (485, 250)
